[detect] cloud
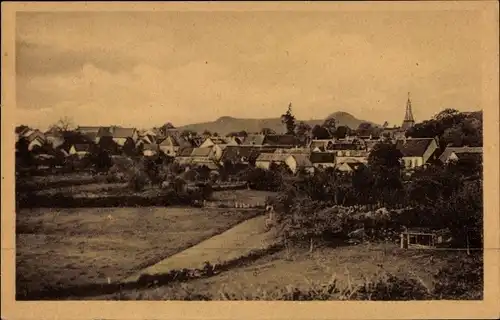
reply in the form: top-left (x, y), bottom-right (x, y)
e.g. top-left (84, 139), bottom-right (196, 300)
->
top-left (16, 40), bottom-right (139, 77)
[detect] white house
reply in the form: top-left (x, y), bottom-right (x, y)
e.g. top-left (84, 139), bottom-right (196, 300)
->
top-left (110, 127), bottom-right (138, 146)
top-left (438, 146), bottom-right (483, 164)
top-left (396, 137), bottom-right (439, 169)
top-left (69, 144), bottom-right (92, 158)
top-left (285, 154), bottom-right (314, 174)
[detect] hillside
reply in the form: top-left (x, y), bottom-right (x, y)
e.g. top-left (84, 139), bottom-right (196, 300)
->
top-left (178, 111), bottom-right (376, 136)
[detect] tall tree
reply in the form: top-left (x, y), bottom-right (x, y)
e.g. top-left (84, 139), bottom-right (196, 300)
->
top-left (281, 102), bottom-right (296, 135)
top-left (323, 118), bottom-right (337, 137)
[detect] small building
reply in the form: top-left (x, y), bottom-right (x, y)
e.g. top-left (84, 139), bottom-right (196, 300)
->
top-left (219, 146), bottom-right (261, 165)
top-left (285, 154), bottom-right (314, 174)
top-left (190, 147), bottom-right (215, 163)
top-left (255, 153), bottom-right (289, 170)
top-left (310, 152), bottom-right (336, 170)
top-left (111, 127), bottom-right (139, 146)
top-left (335, 149), bottom-right (369, 165)
top-left (175, 147), bottom-right (195, 165)
top-left (69, 144), bottom-right (92, 158)
top-left (400, 228), bottom-right (451, 249)
top-left (16, 128), bottom-right (47, 151)
top-left (438, 146), bottom-right (483, 164)
top-left (199, 136), bottom-right (239, 149)
top-left (241, 134), bottom-right (266, 146)
top-left (142, 143), bottom-right (160, 157)
top-left (336, 161), bottom-right (366, 173)
top-left (396, 137), bottom-right (439, 170)
top-left (309, 139), bottom-right (334, 152)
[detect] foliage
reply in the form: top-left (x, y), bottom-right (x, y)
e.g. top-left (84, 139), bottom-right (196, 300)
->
top-left (295, 121), bottom-right (311, 137)
top-left (261, 127), bottom-right (276, 135)
top-left (127, 167), bottom-right (149, 192)
top-left (281, 103), bottom-right (296, 135)
top-left (311, 125), bottom-right (331, 139)
top-left (322, 118), bottom-right (337, 137)
top-left (433, 254), bottom-right (483, 300)
top-left (334, 125), bottom-right (351, 139)
top-left (406, 109), bottom-right (482, 148)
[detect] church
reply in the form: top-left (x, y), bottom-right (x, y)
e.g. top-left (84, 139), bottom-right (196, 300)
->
top-left (382, 92), bottom-right (416, 140)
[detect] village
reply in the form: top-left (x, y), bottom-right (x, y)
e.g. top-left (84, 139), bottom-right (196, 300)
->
top-left (15, 95), bottom-right (482, 178)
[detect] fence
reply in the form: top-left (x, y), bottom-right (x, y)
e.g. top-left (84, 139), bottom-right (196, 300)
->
top-left (202, 200), bottom-right (266, 209)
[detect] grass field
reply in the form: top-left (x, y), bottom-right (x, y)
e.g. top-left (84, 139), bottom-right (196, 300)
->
top-left (210, 190), bottom-right (276, 204)
top-left (103, 243), bottom-right (479, 300)
top-left (16, 206), bottom-right (259, 296)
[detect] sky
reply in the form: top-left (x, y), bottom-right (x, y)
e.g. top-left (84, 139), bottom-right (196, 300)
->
top-left (16, 9), bottom-right (484, 131)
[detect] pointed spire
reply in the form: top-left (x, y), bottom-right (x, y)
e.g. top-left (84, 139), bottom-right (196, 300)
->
top-left (402, 92), bottom-right (415, 130)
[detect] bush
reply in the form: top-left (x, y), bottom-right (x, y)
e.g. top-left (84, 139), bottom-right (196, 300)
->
top-left (433, 255), bottom-right (483, 300)
top-left (128, 168), bottom-right (149, 192)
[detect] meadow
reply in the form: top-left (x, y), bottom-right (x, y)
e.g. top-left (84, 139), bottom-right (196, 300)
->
top-left (16, 206), bottom-right (259, 297)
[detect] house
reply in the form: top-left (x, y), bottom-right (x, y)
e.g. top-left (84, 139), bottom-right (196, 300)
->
top-left (285, 154), bottom-right (314, 174)
top-left (158, 136), bottom-right (181, 156)
top-left (335, 150), bottom-right (369, 165)
top-left (262, 134), bottom-right (302, 148)
top-left (110, 127), bottom-right (139, 146)
top-left (438, 146), bottom-right (483, 164)
top-left (336, 161), bottom-right (366, 173)
top-left (199, 136), bottom-right (239, 148)
top-left (142, 143), bottom-right (160, 157)
top-left (310, 152), bottom-right (336, 170)
top-left (396, 137), bottom-right (439, 170)
top-left (309, 139), bottom-right (334, 152)
top-left (187, 147), bottom-right (220, 171)
top-left (274, 147), bottom-right (311, 156)
top-left (17, 129), bottom-right (46, 151)
top-left (190, 147), bottom-right (215, 163)
top-left (241, 134), bottom-right (266, 146)
top-left (219, 146), bottom-right (261, 165)
top-left (175, 147), bottom-right (195, 165)
top-left (69, 144), bottom-right (92, 158)
top-left (255, 153), bottom-right (289, 170)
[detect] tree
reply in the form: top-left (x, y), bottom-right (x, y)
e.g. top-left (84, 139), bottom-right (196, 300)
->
top-left (311, 125), bottom-right (331, 139)
top-left (122, 138), bottom-right (138, 156)
top-left (295, 121), bottom-right (311, 137)
top-left (334, 126), bottom-right (351, 139)
top-left (323, 118), bottom-right (337, 137)
top-left (281, 103), bottom-right (296, 135)
top-left (202, 130), bottom-right (212, 138)
top-left (181, 130), bottom-right (197, 139)
top-left (368, 142), bottom-right (404, 196)
top-left (50, 116), bottom-right (74, 133)
top-left (15, 137), bottom-right (33, 168)
top-left (261, 128), bottom-right (276, 135)
top-left (159, 122), bottom-right (176, 136)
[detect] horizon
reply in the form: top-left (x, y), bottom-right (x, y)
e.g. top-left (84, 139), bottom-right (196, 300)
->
top-left (16, 10), bottom-right (484, 131)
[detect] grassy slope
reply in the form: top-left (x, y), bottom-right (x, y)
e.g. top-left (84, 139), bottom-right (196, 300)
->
top-left (105, 243), bottom-right (478, 300)
top-left (16, 207), bottom-right (259, 295)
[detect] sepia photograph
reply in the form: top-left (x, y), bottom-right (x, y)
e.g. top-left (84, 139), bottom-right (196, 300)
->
top-left (2, 1), bottom-right (499, 319)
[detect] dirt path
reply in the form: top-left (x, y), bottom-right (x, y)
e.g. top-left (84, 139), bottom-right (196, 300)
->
top-left (124, 215), bottom-right (278, 282)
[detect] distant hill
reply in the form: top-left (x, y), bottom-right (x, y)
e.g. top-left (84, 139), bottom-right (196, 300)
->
top-left (177, 111), bottom-right (377, 136)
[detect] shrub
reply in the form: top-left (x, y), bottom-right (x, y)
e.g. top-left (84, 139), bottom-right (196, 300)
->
top-left (128, 168), bottom-right (149, 192)
top-left (433, 255), bottom-right (483, 300)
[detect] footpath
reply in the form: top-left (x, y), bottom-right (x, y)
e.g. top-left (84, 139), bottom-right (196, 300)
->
top-left (124, 214), bottom-right (279, 282)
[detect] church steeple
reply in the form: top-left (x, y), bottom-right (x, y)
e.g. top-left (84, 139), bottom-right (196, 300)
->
top-left (401, 92), bottom-right (415, 130)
